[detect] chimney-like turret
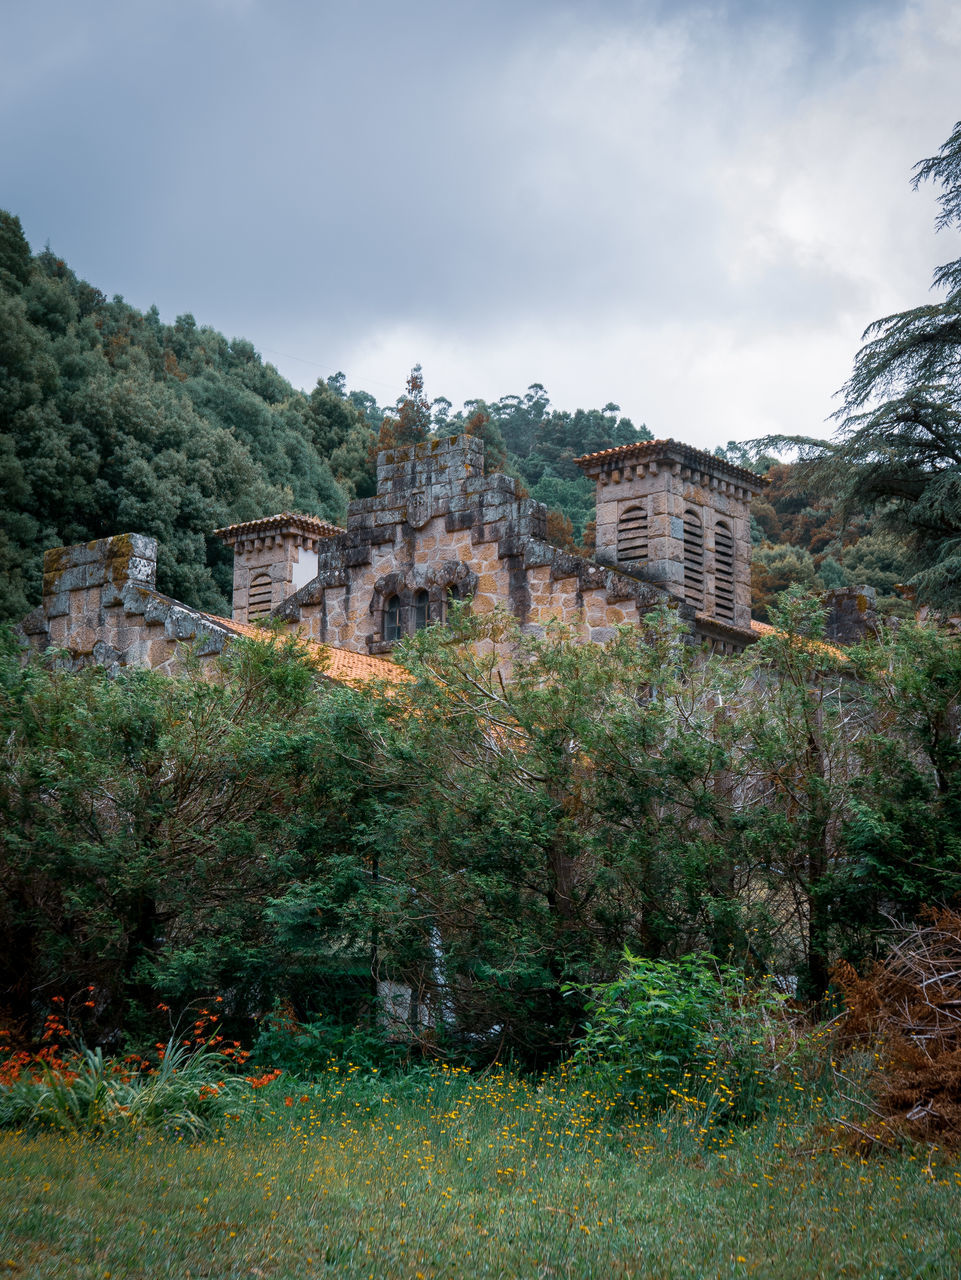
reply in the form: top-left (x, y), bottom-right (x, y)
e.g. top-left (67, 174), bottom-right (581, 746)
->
top-left (576, 439), bottom-right (765, 631)
top-left (214, 513), bottom-right (344, 624)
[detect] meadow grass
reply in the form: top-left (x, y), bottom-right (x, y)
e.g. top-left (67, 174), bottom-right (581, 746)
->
top-left (0, 1063), bottom-right (958, 1279)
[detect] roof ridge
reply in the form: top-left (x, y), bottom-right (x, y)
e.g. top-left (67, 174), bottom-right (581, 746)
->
top-left (574, 438), bottom-right (766, 487)
top-left (214, 512), bottom-right (346, 540)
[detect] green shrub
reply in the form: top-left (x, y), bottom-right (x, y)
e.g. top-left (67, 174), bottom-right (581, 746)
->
top-left (250, 1001), bottom-right (408, 1077)
top-left (567, 950), bottom-right (794, 1122)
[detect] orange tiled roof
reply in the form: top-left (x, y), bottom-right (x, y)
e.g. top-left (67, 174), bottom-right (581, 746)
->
top-left (213, 512), bottom-right (345, 541)
top-left (202, 613), bottom-right (405, 686)
top-left (574, 438), bottom-right (766, 489)
top-left (750, 618), bottom-right (846, 661)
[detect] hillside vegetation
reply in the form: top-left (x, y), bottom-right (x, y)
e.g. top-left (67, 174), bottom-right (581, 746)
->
top-left (2, 208), bottom-right (904, 628)
top-left (0, 211), bottom-right (652, 624)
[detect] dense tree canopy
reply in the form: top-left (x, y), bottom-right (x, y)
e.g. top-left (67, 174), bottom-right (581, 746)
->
top-left (3, 603), bottom-right (958, 1054)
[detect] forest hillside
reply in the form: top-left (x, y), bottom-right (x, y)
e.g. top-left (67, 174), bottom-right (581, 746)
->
top-left (0, 209), bottom-right (900, 624)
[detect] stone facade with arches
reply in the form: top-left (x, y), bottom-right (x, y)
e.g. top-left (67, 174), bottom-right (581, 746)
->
top-left (216, 434), bottom-right (764, 655)
top-left (23, 435), bottom-right (888, 680)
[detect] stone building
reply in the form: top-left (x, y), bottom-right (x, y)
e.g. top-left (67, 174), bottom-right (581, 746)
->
top-left (19, 433), bottom-right (772, 674)
top-left (216, 433), bottom-right (765, 655)
top-left (17, 531), bottom-right (397, 686)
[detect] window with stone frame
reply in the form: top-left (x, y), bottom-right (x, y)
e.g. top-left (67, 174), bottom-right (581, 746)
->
top-left (247, 572), bottom-right (273, 620)
top-left (384, 594), bottom-right (402, 642)
top-left (413, 589), bottom-right (430, 631)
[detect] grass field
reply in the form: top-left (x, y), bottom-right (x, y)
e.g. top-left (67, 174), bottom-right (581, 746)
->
top-left (1, 1064), bottom-right (958, 1279)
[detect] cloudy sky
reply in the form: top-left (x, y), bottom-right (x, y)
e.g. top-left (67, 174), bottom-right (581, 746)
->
top-left (3, 0), bottom-right (959, 448)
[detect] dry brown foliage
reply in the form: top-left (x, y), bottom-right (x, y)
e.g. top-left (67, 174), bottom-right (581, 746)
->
top-left (833, 909), bottom-right (961, 1146)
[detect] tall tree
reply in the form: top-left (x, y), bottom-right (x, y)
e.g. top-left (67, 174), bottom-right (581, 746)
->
top-left (374, 364), bottom-right (432, 453)
top-left (758, 121), bottom-right (961, 608)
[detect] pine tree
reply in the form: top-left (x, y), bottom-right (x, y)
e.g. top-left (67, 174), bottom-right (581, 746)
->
top-left (374, 364), bottom-right (432, 453)
top-left (758, 121), bottom-right (961, 608)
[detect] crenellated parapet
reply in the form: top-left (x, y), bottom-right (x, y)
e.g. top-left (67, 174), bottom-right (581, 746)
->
top-left (268, 433), bottom-right (702, 652)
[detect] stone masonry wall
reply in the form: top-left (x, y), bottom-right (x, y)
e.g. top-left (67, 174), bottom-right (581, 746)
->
top-left (275, 435), bottom-right (697, 650)
top-left (18, 534), bottom-right (237, 675)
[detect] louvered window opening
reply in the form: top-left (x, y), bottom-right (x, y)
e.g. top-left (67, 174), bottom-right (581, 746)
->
top-left (617, 506), bottom-right (648, 566)
top-left (714, 522), bottom-right (735, 621)
top-left (247, 574), bottom-right (273, 620)
top-left (683, 510), bottom-right (704, 608)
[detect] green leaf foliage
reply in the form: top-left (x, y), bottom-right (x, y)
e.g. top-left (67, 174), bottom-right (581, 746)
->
top-left (0, 228), bottom-right (355, 621)
top-left (2, 595), bottom-right (960, 1060)
top-left (567, 950), bottom-right (791, 1120)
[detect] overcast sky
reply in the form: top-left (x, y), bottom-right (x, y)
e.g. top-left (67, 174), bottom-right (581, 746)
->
top-left (3, 0), bottom-right (959, 449)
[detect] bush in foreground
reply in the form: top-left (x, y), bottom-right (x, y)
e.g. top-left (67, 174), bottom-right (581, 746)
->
top-left (567, 950), bottom-right (813, 1124)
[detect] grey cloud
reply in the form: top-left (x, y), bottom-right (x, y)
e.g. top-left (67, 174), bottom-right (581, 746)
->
top-left (0, 0), bottom-right (955, 438)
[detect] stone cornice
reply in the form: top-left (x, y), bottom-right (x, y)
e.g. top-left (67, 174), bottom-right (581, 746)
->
top-left (575, 438), bottom-right (767, 496)
top-left (213, 512), bottom-right (345, 551)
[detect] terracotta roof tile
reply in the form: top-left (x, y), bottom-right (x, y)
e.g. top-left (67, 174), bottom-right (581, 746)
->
top-left (574, 438), bottom-right (766, 489)
top-left (201, 613), bottom-right (405, 686)
top-left (213, 512), bottom-right (345, 541)
top-left (749, 617), bottom-right (846, 661)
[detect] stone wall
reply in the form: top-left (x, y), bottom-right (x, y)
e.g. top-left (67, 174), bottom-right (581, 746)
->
top-left (271, 435), bottom-right (702, 651)
top-left (19, 534), bottom-right (239, 675)
top-left (577, 440), bottom-right (764, 631)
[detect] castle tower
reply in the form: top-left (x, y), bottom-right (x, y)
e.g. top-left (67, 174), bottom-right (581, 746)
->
top-left (213, 513), bottom-right (344, 624)
top-left (575, 440), bottom-right (765, 631)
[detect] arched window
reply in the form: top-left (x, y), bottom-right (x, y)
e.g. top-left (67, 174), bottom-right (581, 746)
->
top-left (714, 521), bottom-right (735, 621)
top-left (384, 594), bottom-right (402, 642)
top-left (413, 589), bottom-right (429, 631)
top-left (617, 505), bottom-right (648, 566)
top-left (683, 509), bottom-right (704, 608)
top-left (247, 572), bottom-right (273, 620)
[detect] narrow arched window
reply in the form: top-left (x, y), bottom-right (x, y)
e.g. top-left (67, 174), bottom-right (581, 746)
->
top-left (617, 505), bottom-right (648, 567)
top-left (413, 589), bottom-right (429, 631)
top-left (683, 509), bottom-right (704, 608)
top-left (714, 521), bottom-right (735, 621)
top-left (384, 594), bottom-right (402, 641)
top-left (247, 572), bottom-right (273, 620)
